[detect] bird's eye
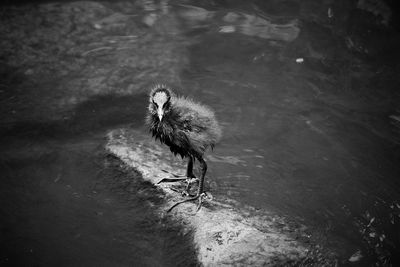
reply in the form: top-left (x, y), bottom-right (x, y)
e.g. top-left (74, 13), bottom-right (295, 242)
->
top-left (152, 101), bottom-right (158, 108)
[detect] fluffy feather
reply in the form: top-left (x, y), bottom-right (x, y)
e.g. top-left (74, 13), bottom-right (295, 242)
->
top-left (146, 85), bottom-right (222, 159)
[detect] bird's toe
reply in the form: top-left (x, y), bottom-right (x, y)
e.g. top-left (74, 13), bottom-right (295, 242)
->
top-left (186, 177), bottom-right (199, 185)
top-left (195, 192), bottom-right (208, 212)
top-left (181, 177), bottom-right (198, 196)
top-left (181, 190), bottom-right (193, 197)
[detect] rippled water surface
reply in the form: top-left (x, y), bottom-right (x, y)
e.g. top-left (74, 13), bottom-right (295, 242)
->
top-left (174, 2), bottom-right (400, 264)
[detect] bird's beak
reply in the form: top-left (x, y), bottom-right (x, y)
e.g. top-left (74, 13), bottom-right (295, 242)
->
top-left (157, 108), bottom-right (163, 121)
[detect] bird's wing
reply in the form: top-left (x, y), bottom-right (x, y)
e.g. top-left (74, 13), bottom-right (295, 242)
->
top-left (178, 108), bottom-right (207, 133)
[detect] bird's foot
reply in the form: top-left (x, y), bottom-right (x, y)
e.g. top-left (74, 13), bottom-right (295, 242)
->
top-left (167, 192), bottom-right (208, 213)
top-left (181, 178), bottom-right (199, 197)
top-left (195, 192), bottom-right (207, 211)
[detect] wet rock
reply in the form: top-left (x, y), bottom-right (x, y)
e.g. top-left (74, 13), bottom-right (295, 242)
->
top-left (221, 12), bottom-right (300, 41)
top-left (175, 4), bottom-right (299, 41)
top-left (349, 250), bottom-right (363, 262)
top-left (106, 128), bottom-right (317, 266)
top-left (177, 4), bottom-right (214, 23)
top-left (92, 12), bottom-right (131, 32)
top-left (219, 25), bottom-right (235, 33)
top-left (357, 0), bottom-right (392, 26)
top-left (142, 13), bottom-right (158, 26)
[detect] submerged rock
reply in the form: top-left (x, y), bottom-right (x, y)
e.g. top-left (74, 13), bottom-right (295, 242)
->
top-left (221, 11), bottom-right (300, 42)
top-left (175, 4), bottom-right (299, 42)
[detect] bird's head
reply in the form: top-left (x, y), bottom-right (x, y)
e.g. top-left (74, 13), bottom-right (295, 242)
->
top-left (149, 85), bottom-right (172, 122)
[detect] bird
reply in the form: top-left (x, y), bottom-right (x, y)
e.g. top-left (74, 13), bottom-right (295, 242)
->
top-left (146, 84), bottom-right (222, 212)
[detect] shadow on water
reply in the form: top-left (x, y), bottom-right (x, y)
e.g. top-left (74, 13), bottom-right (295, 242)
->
top-left (0, 94), bottom-right (198, 266)
top-left (0, 94), bottom-right (148, 139)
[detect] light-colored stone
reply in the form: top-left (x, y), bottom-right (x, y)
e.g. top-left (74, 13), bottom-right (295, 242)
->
top-left (106, 128), bottom-right (308, 266)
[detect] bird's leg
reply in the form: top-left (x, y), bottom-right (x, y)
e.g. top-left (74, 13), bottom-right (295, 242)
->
top-left (186, 156), bottom-right (195, 178)
top-left (195, 157), bottom-right (207, 210)
top-left (182, 156), bottom-right (198, 196)
top-left (167, 157), bottom-right (208, 212)
top-left (157, 157), bottom-right (197, 186)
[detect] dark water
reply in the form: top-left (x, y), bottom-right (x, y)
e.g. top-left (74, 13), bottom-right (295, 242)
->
top-left (0, 96), bottom-right (197, 266)
top-left (173, 1), bottom-right (400, 265)
top-left (1, 0), bottom-right (400, 266)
